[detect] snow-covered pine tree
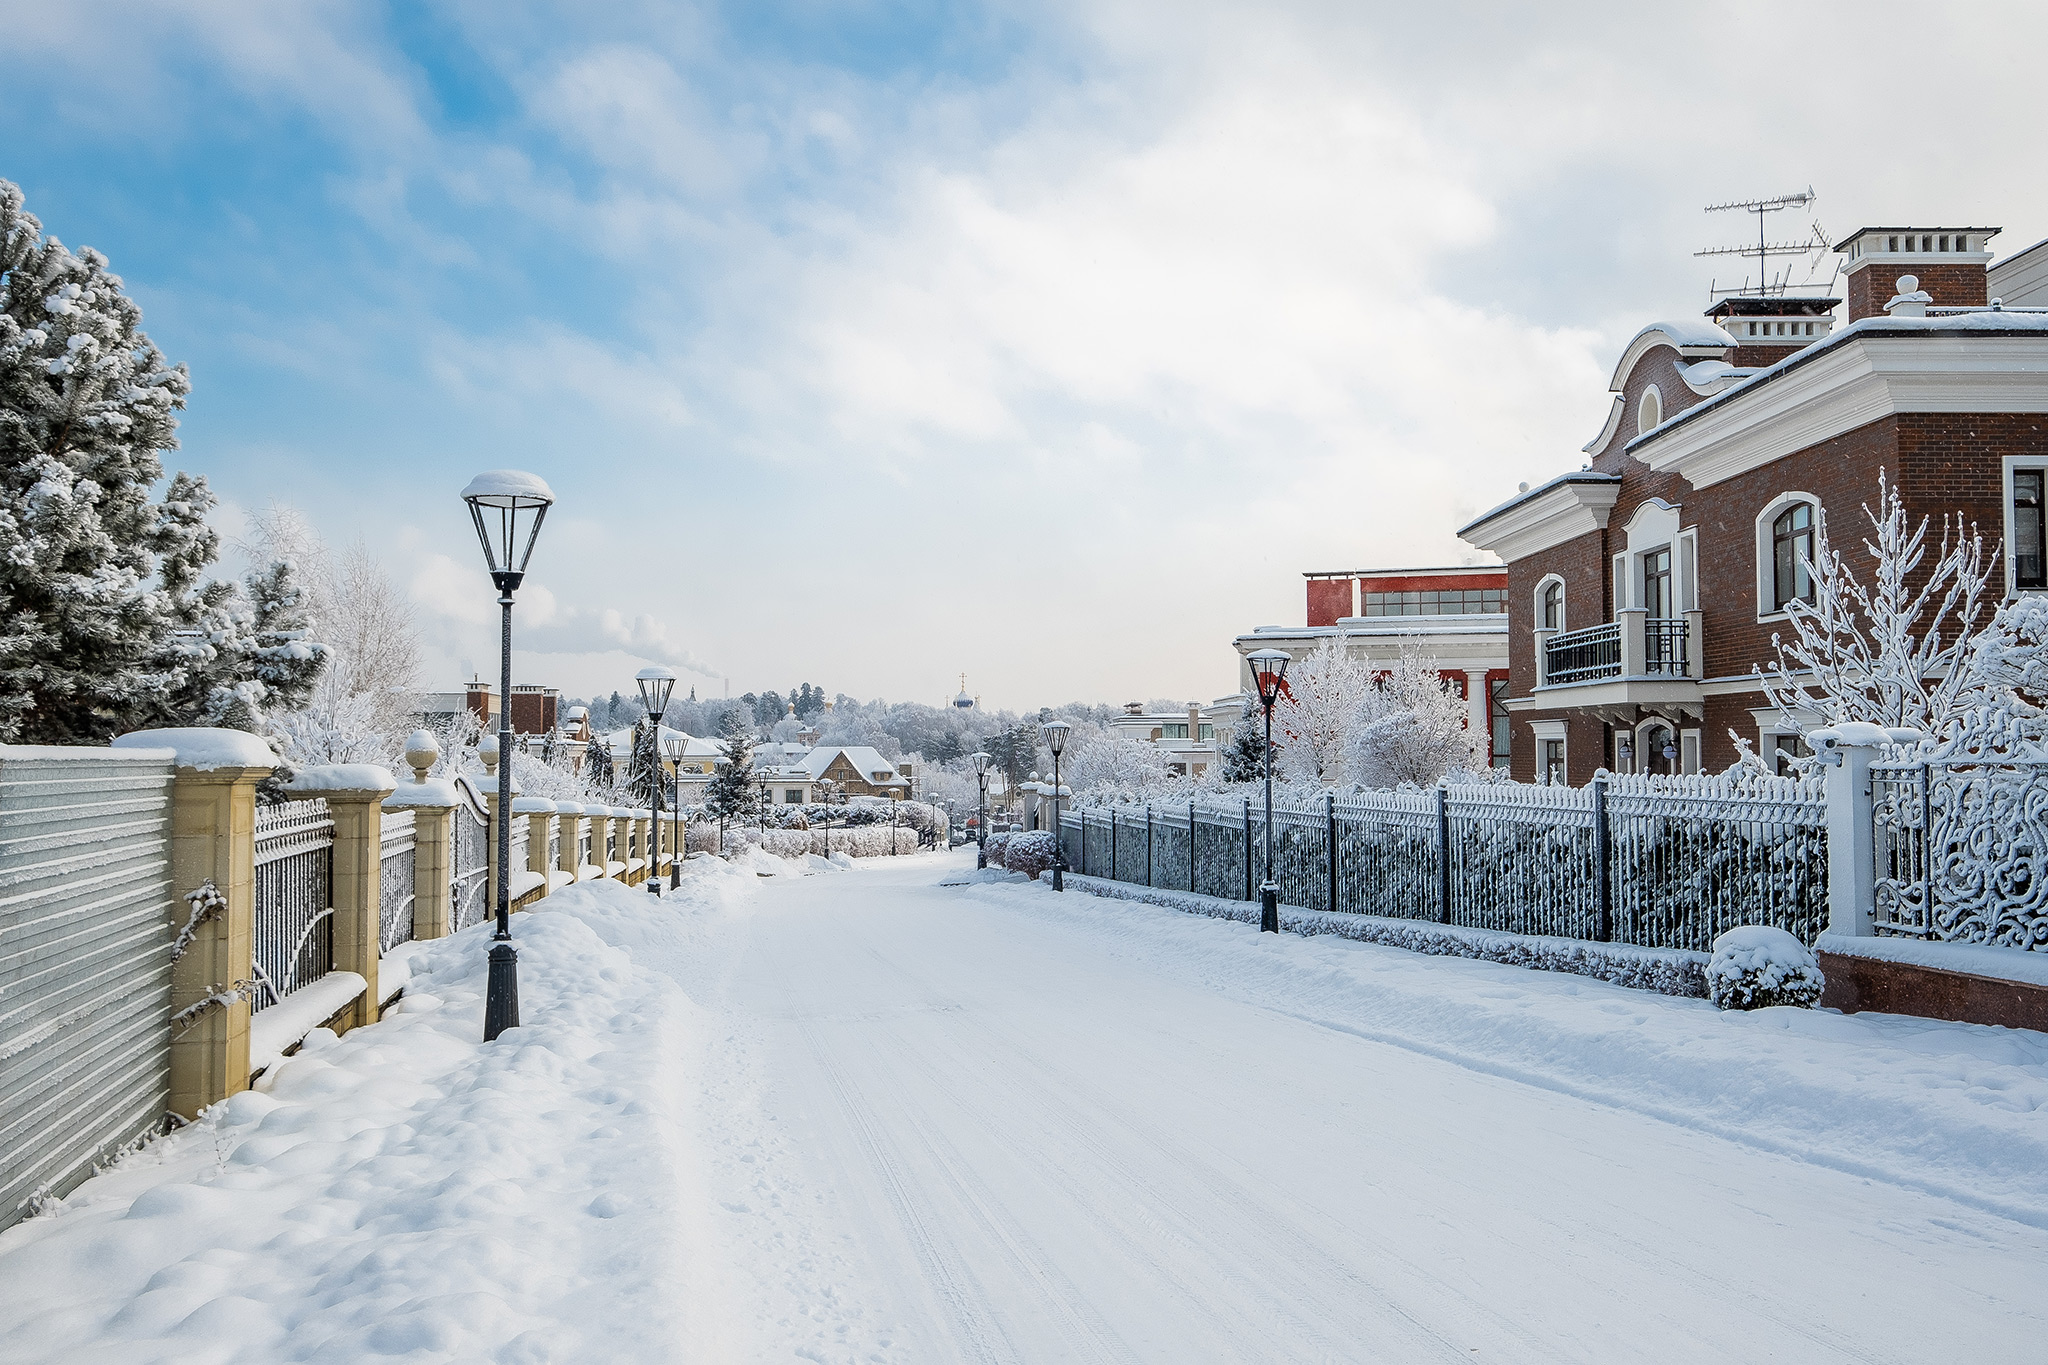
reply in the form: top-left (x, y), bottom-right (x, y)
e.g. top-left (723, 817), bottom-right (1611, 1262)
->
top-left (584, 735), bottom-right (617, 798)
top-left (0, 179), bottom-right (325, 741)
top-left (621, 715), bottom-right (662, 807)
top-left (1218, 702), bottom-right (1267, 784)
top-left (705, 705), bottom-right (758, 824)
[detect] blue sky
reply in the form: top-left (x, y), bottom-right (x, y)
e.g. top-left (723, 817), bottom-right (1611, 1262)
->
top-left (8, 1), bottom-right (2048, 710)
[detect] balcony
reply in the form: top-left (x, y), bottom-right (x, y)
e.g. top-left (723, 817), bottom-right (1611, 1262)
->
top-left (1533, 610), bottom-right (1703, 719)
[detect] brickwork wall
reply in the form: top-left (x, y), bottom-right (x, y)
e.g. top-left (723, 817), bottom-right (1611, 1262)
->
top-left (1845, 260), bottom-right (1989, 322)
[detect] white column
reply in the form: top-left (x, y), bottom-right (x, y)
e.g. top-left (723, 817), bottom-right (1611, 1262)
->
top-left (1813, 725), bottom-right (1890, 937)
top-left (1463, 670), bottom-right (1489, 734)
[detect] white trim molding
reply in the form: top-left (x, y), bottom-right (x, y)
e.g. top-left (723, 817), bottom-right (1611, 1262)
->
top-left (1459, 474), bottom-right (1623, 561)
top-left (1753, 490), bottom-right (1821, 622)
top-left (1632, 327), bottom-right (2048, 490)
top-left (1637, 384), bottom-right (1663, 437)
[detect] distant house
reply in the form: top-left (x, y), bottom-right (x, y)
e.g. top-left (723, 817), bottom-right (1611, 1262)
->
top-left (1102, 699), bottom-right (1243, 778)
top-left (805, 745), bottom-right (910, 799)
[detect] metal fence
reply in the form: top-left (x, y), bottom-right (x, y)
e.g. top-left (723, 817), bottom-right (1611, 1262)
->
top-left (379, 810), bottom-right (415, 953)
top-left (1061, 772), bottom-right (1829, 952)
top-left (252, 800), bottom-right (334, 1010)
top-left (0, 747), bottom-right (176, 1231)
top-left (1873, 757), bottom-right (2048, 951)
top-left (450, 781), bottom-right (491, 931)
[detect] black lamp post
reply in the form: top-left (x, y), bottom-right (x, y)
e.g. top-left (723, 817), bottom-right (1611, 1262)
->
top-left (759, 773), bottom-right (772, 838)
top-left (635, 666), bottom-right (676, 896)
top-left (1040, 719), bottom-right (1070, 891)
top-left (661, 732), bottom-right (686, 887)
top-left (970, 751), bottom-right (991, 868)
top-left (461, 469), bottom-right (555, 1041)
top-left (1247, 648), bottom-right (1292, 934)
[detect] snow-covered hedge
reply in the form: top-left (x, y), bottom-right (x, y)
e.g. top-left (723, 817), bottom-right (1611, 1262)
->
top-left (1003, 830), bottom-right (1058, 879)
top-left (1706, 925), bottom-right (1824, 1010)
top-left (1069, 876), bottom-right (1709, 997)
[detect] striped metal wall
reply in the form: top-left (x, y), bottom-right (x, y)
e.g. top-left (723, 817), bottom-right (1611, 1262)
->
top-left (0, 747), bottom-right (176, 1230)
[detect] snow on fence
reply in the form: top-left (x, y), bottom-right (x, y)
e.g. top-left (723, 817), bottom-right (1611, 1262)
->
top-left (0, 746), bottom-right (177, 1232)
top-left (1060, 772), bottom-right (1830, 954)
top-left (1872, 756), bottom-right (2048, 951)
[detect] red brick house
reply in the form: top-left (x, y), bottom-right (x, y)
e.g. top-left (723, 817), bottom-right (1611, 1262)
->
top-left (1459, 225), bottom-right (2048, 784)
top-left (1235, 566), bottom-right (1513, 767)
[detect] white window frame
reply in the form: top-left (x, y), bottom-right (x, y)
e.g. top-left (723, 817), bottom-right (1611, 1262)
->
top-left (1534, 573), bottom-right (1566, 632)
top-left (1531, 719), bottom-right (1568, 785)
top-left (2002, 456), bottom-right (2048, 597)
top-left (1753, 490), bottom-right (1821, 623)
top-left (1637, 384), bottom-right (1663, 437)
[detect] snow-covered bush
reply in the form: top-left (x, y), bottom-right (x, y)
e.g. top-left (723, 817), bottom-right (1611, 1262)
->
top-left (1005, 830), bottom-right (1058, 879)
top-left (1705, 925), bottom-right (1824, 1011)
top-left (984, 831), bottom-right (1012, 868)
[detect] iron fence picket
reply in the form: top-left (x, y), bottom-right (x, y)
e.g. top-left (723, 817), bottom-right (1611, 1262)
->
top-left (252, 801), bottom-right (334, 1010)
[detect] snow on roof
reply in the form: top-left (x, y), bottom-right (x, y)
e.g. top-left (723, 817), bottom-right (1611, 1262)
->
top-left (114, 727), bottom-right (277, 771)
top-left (460, 469), bottom-right (555, 506)
top-left (1636, 308), bottom-right (2048, 449)
top-left (804, 745), bottom-right (906, 783)
top-left (1606, 320), bottom-right (1739, 393)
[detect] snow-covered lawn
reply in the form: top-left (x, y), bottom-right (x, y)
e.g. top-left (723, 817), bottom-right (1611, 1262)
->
top-left (7, 849), bottom-right (2048, 1362)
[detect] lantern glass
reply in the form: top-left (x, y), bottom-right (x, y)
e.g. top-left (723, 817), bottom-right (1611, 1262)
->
top-left (969, 750), bottom-right (991, 775)
top-left (461, 471), bottom-right (555, 585)
top-left (1247, 648), bottom-right (1292, 706)
top-left (661, 733), bottom-right (687, 763)
top-left (1040, 719), bottom-right (1071, 756)
top-left (635, 665), bottom-right (677, 718)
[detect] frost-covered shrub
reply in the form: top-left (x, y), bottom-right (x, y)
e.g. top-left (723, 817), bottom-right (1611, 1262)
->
top-left (1706, 925), bottom-right (1824, 1010)
top-left (984, 832), bottom-right (1012, 868)
top-left (1005, 830), bottom-right (1058, 879)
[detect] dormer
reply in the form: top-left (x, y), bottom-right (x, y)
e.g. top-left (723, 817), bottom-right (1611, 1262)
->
top-left (1704, 295), bottom-right (1840, 369)
top-left (1835, 226), bottom-right (1998, 321)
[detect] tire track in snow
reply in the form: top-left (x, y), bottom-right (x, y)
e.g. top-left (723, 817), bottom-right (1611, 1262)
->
top-left (849, 939), bottom-right (1490, 1364)
top-left (773, 954), bottom-right (1016, 1365)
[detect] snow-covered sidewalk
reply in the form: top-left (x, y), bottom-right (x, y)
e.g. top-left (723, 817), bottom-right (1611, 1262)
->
top-left (6, 850), bottom-right (2048, 1362)
top-left (0, 865), bottom-right (760, 1364)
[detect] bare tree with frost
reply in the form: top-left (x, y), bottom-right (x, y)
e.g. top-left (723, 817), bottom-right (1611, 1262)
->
top-left (1753, 471), bottom-right (1993, 747)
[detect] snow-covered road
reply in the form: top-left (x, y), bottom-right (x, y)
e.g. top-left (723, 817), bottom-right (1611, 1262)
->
top-left (8, 849), bottom-right (2046, 1363)
top-left (657, 853), bottom-right (2048, 1363)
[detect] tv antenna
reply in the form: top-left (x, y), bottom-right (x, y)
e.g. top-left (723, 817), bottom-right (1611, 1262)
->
top-left (1695, 187), bottom-right (1835, 298)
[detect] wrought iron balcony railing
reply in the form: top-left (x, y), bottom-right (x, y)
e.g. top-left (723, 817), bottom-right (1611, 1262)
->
top-left (1545, 622), bottom-right (1621, 684)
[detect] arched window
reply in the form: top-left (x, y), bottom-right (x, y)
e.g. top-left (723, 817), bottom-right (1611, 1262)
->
top-left (1772, 502), bottom-right (1815, 610)
top-left (1540, 580), bottom-right (1563, 630)
top-left (1637, 386), bottom-right (1662, 437)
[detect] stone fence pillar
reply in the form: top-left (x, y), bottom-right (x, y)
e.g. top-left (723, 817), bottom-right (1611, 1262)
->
top-left (288, 765), bottom-right (398, 1033)
top-left (516, 797), bottom-right (558, 900)
top-left (558, 804), bottom-right (587, 881)
top-left (113, 728), bottom-right (276, 1120)
top-left (386, 729), bottom-right (457, 941)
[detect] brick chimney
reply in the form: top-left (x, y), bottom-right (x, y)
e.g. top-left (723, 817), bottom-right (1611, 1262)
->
top-left (1705, 295), bottom-right (1840, 368)
top-left (1835, 227), bottom-right (1998, 322)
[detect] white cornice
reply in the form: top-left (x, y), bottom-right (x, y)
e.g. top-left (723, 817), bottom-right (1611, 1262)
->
top-left (1582, 395), bottom-right (1625, 454)
top-left (1633, 332), bottom-right (2048, 489)
top-left (1607, 321), bottom-right (1737, 393)
top-left (1459, 479), bottom-right (1621, 561)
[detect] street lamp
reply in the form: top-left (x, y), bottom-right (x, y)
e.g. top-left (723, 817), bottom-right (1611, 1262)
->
top-left (661, 731), bottom-right (687, 887)
top-left (1247, 647), bottom-right (1292, 934)
top-left (970, 751), bottom-right (992, 869)
top-left (1040, 718), bottom-right (1071, 891)
top-left (635, 666), bottom-right (676, 896)
top-left (461, 469), bottom-right (555, 1041)
top-left (758, 772), bottom-right (772, 838)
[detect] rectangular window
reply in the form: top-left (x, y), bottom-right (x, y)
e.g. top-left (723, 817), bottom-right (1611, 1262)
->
top-left (1539, 738), bottom-right (1566, 786)
top-left (785, 789), bottom-right (803, 803)
top-left (1160, 723), bottom-right (1189, 739)
top-left (1771, 735), bottom-right (1810, 777)
top-left (1643, 547), bottom-right (1672, 618)
top-left (2017, 470), bottom-right (2046, 590)
top-left (1362, 588), bottom-right (1505, 616)
top-left (1198, 723), bottom-right (1214, 740)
